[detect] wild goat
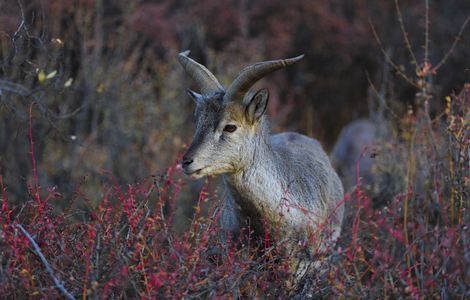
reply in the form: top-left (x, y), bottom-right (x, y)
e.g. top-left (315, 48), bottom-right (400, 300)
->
top-left (178, 51), bottom-right (344, 274)
top-left (330, 116), bottom-right (406, 209)
top-left (330, 119), bottom-right (377, 193)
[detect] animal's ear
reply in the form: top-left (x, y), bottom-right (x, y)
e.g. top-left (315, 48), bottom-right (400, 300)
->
top-left (187, 89), bottom-right (203, 104)
top-left (245, 88), bottom-right (269, 124)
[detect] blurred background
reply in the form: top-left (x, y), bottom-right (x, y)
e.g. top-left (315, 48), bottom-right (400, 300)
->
top-left (0, 0), bottom-right (468, 217)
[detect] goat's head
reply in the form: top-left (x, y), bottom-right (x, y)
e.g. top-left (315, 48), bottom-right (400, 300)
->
top-left (178, 51), bottom-right (303, 178)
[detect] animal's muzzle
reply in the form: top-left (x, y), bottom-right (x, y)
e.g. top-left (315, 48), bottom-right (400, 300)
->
top-left (182, 156), bottom-right (194, 169)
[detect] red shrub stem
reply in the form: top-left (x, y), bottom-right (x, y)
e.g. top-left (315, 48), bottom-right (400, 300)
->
top-left (28, 103), bottom-right (41, 206)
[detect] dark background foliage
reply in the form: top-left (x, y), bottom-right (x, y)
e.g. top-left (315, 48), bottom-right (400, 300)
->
top-left (0, 0), bottom-right (468, 205)
top-left (0, 0), bottom-right (470, 204)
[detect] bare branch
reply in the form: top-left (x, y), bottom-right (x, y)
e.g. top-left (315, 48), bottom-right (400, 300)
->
top-left (0, 79), bottom-right (86, 125)
top-left (16, 224), bottom-right (76, 300)
top-left (0, 79), bottom-right (33, 97)
top-left (394, 0), bottom-right (418, 67)
top-left (368, 18), bottom-right (418, 88)
top-left (424, 0), bottom-right (430, 64)
top-left (365, 71), bottom-right (398, 120)
top-left (13, 0), bottom-right (26, 40)
top-left (434, 14), bottom-right (470, 71)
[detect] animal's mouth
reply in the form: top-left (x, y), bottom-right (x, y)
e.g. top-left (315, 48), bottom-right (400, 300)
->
top-left (184, 167), bottom-right (206, 178)
top-left (185, 169), bottom-right (202, 175)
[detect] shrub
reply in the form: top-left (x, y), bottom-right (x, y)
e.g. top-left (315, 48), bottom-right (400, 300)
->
top-left (0, 85), bottom-right (468, 298)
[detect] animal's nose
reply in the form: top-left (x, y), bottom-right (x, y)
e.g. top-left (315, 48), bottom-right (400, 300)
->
top-left (182, 156), bottom-right (194, 168)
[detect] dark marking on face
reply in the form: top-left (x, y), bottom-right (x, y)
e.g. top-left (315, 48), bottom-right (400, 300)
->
top-left (194, 92), bottom-right (225, 131)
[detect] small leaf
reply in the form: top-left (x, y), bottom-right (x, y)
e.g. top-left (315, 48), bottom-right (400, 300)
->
top-left (64, 78), bottom-right (73, 87)
top-left (51, 38), bottom-right (63, 46)
top-left (46, 70), bottom-right (57, 79)
top-left (96, 83), bottom-right (105, 93)
top-left (37, 70), bottom-right (46, 83)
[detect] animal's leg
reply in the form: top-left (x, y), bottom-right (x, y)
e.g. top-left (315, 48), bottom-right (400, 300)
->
top-left (219, 193), bottom-right (240, 248)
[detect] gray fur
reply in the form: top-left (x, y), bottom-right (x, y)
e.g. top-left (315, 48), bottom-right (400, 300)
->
top-left (330, 119), bottom-right (377, 192)
top-left (179, 53), bottom-right (344, 255)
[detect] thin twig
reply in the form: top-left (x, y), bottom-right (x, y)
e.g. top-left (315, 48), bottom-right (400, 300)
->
top-left (13, 0), bottom-right (26, 40)
top-left (433, 14), bottom-right (470, 71)
top-left (423, 100), bottom-right (440, 158)
top-left (0, 79), bottom-right (86, 119)
top-left (368, 18), bottom-right (418, 88)
top-left (16, 224), bottom-right (76, 300)
top-left (424, 0), bottom-right (430, 64)
top-left (394, 0), bottom-right (418, 67)
top-left (365, 71), bottom-right (399, 120)
top-left (0, 79), bottom-right (86, 144)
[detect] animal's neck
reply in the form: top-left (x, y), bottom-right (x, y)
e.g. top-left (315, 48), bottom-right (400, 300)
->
top-left (225, 119), bottom-right (287, 220)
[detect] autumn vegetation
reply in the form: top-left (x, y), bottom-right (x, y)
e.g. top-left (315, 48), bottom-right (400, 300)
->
top-left (0, 0), bottom-right (468, 298)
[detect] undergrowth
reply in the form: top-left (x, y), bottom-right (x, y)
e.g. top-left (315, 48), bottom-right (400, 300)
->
top-left (0, 84), bottom-right (468, 299)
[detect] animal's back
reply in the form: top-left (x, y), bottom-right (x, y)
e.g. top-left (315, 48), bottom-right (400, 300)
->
top-left (270, 132), bottom-right (344, 232)
top-left (271, 132), bottom-right (325, 160)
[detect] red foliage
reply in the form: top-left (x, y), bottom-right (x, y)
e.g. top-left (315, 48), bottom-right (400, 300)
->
top-left (0, 87), bottom-right (468, 298)
top-left (129, 3), bottom-right (176, 49)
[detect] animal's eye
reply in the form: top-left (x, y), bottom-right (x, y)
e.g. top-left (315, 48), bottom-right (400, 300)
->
top-left (223, 124), bottom-right (237, 133)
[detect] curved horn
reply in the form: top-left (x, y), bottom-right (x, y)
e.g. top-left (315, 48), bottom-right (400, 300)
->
top-left (178, 50), bottom-right (224, 95)
top-left (224, 54), bottom-right (304, 103)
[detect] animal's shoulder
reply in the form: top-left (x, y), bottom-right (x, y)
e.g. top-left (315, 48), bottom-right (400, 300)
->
top-left (269, 132), bottom-right (343, 210)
